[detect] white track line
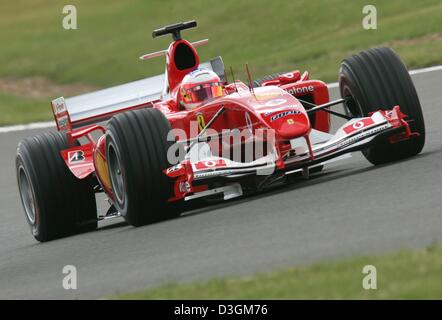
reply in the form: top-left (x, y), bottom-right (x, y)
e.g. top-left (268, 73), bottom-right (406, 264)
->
top-left (327, 64), bottom-right (442, 89)
top-left (409, 65), bottom-right (442, 75)
top-left (1, 65), bottom-right (441, 134)
top-left (0, 121), bottom-right (54, 133)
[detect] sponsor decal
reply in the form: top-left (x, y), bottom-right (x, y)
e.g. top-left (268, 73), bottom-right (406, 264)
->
top-left (264, 98), bottom-right (286, 107)
top-left (179, 181), bottom-right (191, 193)
top-left (335, 124), bottom-right (389, 150)
top-left (343, 118), bottom-right (375, 134)
top-left (195, 170), bottom-right (233, 179)
top-left (166, 164), bottom-right (182, 174)
top-left (384, 110), bottom-right (395, 119)
top-left (195, 159), bottom-right (227, 170)
top-left (52, 98), bottom-right (67, 114)
top-left (287, 119), bottom-right (295, 125)
top-left (57, 115), bottom-right (69, 129)
top-left (270, 110), bottom-right (301, 122)
top-left (68, 150), bottom-right (85, 163)
top-left (287, 85), bottom-right (314, 96)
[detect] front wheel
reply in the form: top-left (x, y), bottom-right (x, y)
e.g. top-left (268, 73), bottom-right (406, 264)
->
top-left (106, 108), bottom-right (181, 226)
top-left (339, 47), bottom-right (425, 164)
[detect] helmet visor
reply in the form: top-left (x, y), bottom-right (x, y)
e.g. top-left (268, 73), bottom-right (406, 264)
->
top-left (182, 82), bottom-right (223, 105)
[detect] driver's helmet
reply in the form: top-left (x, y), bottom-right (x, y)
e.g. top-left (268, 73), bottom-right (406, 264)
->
top-left (179, 68), bottom-right (224, 110)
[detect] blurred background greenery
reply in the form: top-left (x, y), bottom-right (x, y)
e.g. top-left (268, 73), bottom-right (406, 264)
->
top-left (0, 0), bottom-right (441, 125)
top-left (116, 244), bottom-right (442, 299)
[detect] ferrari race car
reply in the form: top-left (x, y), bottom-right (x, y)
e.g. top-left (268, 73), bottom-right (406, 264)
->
top-left (16, 21), bottom-right (425, 241)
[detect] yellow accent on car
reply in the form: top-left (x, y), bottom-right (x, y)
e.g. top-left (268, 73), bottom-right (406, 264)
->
top-left (95, 152), bottom-right (111, 189)
top-left (197, 114), bottom-right (206, 131)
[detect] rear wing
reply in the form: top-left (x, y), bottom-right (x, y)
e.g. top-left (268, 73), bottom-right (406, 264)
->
top-left (51, 57), bottom-right (225, 131)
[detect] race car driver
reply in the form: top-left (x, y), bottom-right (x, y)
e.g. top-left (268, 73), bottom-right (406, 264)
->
top-left (179, 68), bottom-right (224, 110)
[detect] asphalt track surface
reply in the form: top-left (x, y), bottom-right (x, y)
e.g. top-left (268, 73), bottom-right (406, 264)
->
top-left (1, 70), bottom-right (442, 299)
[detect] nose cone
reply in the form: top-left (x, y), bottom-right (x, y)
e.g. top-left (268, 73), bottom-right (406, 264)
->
top-left (267, 110), bottom-right (310, 139)
top-left (247, 86), bottom-right (311, 139)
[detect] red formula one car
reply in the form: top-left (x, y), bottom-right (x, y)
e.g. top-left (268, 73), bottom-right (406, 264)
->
top-left (16, 21), bottom-right (425, 241)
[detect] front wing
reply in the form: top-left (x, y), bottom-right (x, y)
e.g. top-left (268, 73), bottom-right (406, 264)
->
top-left (165, 105), bottom-right (416, 201)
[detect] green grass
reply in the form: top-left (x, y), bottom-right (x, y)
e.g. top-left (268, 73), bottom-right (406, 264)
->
top-left (1, 0), bottom-right (442, 124)
top-left (0, 94), bottom-right (50, 126)
top-left (115, 245), bottom-right (442, 299)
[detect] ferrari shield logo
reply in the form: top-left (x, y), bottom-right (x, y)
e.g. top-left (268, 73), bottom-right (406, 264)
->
top-left (196, 113), bottom-right (206, 131)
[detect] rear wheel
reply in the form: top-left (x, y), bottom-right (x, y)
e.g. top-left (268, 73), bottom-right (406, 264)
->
top-left (16, 131), bottom-right (97, 242)
top-left (339, 47), bottom-right (425, 164)
top-left (106, 108), bottom-right (181, 226)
